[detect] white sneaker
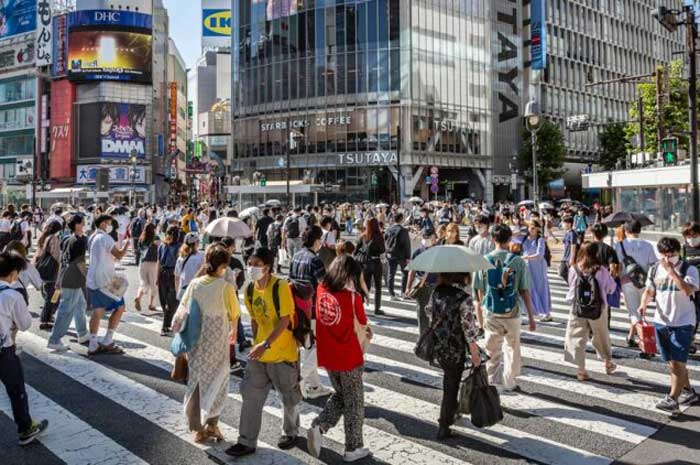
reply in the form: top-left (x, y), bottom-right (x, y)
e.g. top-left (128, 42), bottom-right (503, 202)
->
top-left (77, 334), bottom-right (90, 344)
top-left (304, 385), bottom-right (333, 399)
top-left (343, 447), bottom-right (371, 462)
top-left (47, 342), bottom-right (69, 352)
top-left (307, 425), bottom-right (322, 458)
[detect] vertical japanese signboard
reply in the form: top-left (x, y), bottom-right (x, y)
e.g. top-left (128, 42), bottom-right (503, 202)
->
top-left (169, 82), bottom-right (178, 153)
top-left (36, 0), bottom-right (52, 66)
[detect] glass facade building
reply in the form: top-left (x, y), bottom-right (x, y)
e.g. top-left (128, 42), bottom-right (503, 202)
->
top-left (231, 0), bottom-right (506, 202)
top-left (0, 75), bottom-right (35, 180)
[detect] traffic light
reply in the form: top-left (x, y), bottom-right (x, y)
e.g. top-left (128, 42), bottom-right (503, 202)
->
top-left (260, 175), bottom-right (266, 187)
top-left (661, 137), bottom-right (678, 166)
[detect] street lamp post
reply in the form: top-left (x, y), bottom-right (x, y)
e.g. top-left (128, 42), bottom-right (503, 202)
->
top-left (524, 100), bottom-right (542, 204)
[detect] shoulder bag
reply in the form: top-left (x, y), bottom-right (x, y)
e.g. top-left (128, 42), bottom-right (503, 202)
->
top-left (351, 291), bottom-right (371, 352)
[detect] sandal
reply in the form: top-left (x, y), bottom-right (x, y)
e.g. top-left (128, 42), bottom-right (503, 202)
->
top-left (99, 343), bottom-right (125, 355)
top-left (605, 362), bottom-right (617, 375)
top-left (205, 424), bottom-right (224, 442)
top-left (194, 431), bottom-right (209, 444)
top-left (577, 371), bottom-right (591, 382)
top-left (134, 299), bottom-right (142, 312)
top-left (88, 345), bottom-right (108, 356)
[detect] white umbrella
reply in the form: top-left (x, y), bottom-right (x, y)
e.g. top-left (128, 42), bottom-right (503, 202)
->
top-left (239, 206), bottom-right (260, 219)
top-left (265, 199), bottom-right (282, 207)
top-left (376, 203), bottom-right (389, 208)
top-left (408, 196), bottom-right (424, 204)
top-left (407, 245), bottom-right (494, 273)
top-left (50, 202), bottom-right (69, 210)
top-left (539, 202), bottom-right (555, 210)
top-left (517, 200), bottom-right (535, 207)
top-left (205, 217), bottom-right (252, 239)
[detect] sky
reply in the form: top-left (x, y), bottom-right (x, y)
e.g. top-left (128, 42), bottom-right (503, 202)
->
top-left (163, 0), bottom-right (202, 70)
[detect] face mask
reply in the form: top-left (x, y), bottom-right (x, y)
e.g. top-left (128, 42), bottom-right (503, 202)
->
top-left (247, 266), bottom-right (264, 281)
top-left (668, 256), bottom-right (680, 265)
top-left (421, 239), bottom-right (430, 247)
top-left (688, 237), bottom-right (700, 248)
top-left (105, 225), bottom-right (113, 234)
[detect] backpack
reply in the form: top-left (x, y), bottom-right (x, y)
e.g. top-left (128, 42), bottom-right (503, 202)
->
top-left (267, 222), bottom-right (282, 249)
top-left (246, 278), bottom-right (315, 349)
top-left (129, 218), bottom-right (143, 238)
top-left (619, 242), bottom-right (648, 289)
top-left (573, 267), bottom-right (603, 319)
top-left (384, 227), bottom-right (401, 256)
top-left (483, 253), bottom-right (518, 314)
top-left (287, 217), bottom-right (300, 239)
top-left (8, 219), bottom-right (23, 242)
top-left (36, 236), bottom-right (59, 281)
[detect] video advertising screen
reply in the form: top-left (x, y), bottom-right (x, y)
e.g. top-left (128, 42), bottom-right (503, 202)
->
top-left (68, 30), bottom-right (152, 82)
top-left (100, 102), bottom-right (146, 159)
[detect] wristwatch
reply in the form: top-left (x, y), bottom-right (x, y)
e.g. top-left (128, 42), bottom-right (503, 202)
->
top-left (263, 340), bottom-right (272, 350)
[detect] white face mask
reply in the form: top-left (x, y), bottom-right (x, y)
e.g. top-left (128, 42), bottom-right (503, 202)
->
top-left (688, 237), bottom-right (700, 248)
top-left (668, 256), bottom-right (680, 265)
top-left (247, 266), bottom-right (264, 281)
top-left (105, 224), bottom-right (113, 234)
top-left (421, 239), bottom-right (430, 247)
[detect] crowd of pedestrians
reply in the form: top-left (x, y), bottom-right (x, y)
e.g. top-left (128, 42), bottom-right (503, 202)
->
top-left (0, 196), bottom-right (699, 457)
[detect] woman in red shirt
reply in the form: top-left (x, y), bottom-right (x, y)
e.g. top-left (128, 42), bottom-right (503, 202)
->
top-left (307, 255), bottom-right (371, 463)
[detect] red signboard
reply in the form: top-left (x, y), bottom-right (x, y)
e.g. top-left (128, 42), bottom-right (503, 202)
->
top-left (169, 82), bottom-right (178, 153)
top-left (49, 80), bottom-right (75, 180)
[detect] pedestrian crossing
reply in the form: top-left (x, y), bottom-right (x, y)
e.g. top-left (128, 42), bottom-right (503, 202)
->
top-left (2, 237), bottom-right (695, 465)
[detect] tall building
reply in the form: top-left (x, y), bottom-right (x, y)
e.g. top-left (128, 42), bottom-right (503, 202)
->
top-left (230, 0), bottom-right (523, 203)
top-left (167, 38), bottom-right (188, 184)
top-left (533, 0), bottom-right (683, 192)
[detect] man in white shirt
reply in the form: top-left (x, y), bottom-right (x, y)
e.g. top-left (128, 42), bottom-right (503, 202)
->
top-left (86, 214), bottom-right (129, 355)
top-left (638, 237), bottom-right (699, 414)
top-left (0, 251), bottom-right (49, 445)
top-left (614, 220), bottom-right (658, 347)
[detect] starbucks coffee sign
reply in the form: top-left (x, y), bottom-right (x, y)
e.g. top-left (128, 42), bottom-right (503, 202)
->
top-left (260, 115), bottom-right (352, 132)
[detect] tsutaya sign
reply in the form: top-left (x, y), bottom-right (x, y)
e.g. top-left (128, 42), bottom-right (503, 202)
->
top-left (491, 0), bottom-right (523, 174)
top-left (261, 115), bottom-right (352, 132)
top-left (338, 152), bottom-right (397, 166)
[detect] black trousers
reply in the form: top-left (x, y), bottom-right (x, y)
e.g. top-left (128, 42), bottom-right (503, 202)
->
top-left (40, 281), bottom-right (57, 324)
top-left (158, 268), bottom-right (178, 330)
top-left (439, 364), bottom-right (464, 428)
top-left (363, 260), bottom-right (383, 312)
top-left (132, 238), bottom-right (140, 265)
top-left (0, 346), bottom-right (32, 433)
top-left (387, 258), bottom-right (408, 296)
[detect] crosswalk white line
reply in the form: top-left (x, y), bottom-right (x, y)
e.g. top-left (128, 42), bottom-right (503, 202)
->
top-left (105, 323), bottom-right (617, 465)
top-left (120, 315), bottom-right (661, 446)
top-left (80, 328), bottom-right (477, 465)
top-left (17, 332), bottom-right (322, 465)
top-left (0, 385), bottom-right (149, 465)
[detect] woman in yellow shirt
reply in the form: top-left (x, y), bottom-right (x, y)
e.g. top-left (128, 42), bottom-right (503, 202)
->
top-left (174, 245), bottom-right (240, 444)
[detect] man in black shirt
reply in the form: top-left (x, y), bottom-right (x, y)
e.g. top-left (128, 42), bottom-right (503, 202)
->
top-left (47, 214), bottom-right (89, 351)
top-left (384, 213), bottom-right (412, 299)
top-left (255, 208), bottom-right (274, 249)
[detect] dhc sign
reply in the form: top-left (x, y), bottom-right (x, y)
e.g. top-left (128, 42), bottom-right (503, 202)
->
top-left (203, 9), bottom-right (231, 37)
top-left (68, 10), bottom-right (152, 30)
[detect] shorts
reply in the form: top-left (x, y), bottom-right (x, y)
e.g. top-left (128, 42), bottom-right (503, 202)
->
top-left (88, 288), bottom-right (125, 313)
top-left (655, 324), bottom-right (694, 363)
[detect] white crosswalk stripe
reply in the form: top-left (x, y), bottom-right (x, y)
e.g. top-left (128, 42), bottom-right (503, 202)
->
top-left (3, 233), bottom-right (693, 465)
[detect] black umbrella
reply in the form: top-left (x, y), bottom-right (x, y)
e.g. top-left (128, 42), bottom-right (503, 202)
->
top-left (602, 212), bottom-right (654, 228)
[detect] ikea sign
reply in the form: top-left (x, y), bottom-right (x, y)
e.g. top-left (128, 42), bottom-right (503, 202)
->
top-left (203, 9), bottom-right (231, 37)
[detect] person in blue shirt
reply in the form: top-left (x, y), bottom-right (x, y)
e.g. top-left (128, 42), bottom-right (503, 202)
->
top-left (157, 225), bottom-right (182, 336)
top-left (574, 209), bottom-right (588, 244)
top-left (418, 208), bottom-right (434, 233)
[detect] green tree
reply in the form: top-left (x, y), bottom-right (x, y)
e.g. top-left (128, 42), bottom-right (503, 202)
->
top-left (625, 60), bottom-right (689, 154)
top-left (519, 119), bottom-right (566, 193)
top-left (598, 122), bottom-right (628, 170)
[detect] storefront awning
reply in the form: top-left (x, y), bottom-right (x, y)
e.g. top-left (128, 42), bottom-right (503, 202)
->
top-left (37, 187), bottom-right (93, 199)
top-left (226, 181), bottom-right (340, 195)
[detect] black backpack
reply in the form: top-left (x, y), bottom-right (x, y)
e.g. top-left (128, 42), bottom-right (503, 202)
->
top-left (384, 227), bottom-right (401, 255)
top-left (620, 242), bottom-right (648, 289)
top-left (267, 222), bottom-right (282, 249)
top-left (573, 267), bottom-right (603, 319)
top-left (36, 237), bottom-right (59, 282)
top-left (287, 217), bottom-right (300, 239)
top-left (8, 219), bottom-right (23, 242)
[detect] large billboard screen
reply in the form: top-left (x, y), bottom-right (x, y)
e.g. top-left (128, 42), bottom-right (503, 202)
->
top-left (100, 103), bottom-right (146, 159)
top-left (0, 0), bottom-right (36, 40)
top-left (68, 30), bottom-right (152, 82)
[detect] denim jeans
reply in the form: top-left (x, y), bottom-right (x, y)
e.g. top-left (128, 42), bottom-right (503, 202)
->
top-left (48, 288), bottom-right (88, 345)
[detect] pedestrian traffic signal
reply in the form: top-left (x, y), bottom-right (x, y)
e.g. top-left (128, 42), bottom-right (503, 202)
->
top-left (661, 137), bottom-right (678, 165)
top-left (260, 175), bottom-right (266, 187)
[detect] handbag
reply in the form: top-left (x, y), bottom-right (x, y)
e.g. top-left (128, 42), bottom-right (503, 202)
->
top-left (414, 316), bottom-right (442, 362)
top-left (469, 365), bottom-right (504, 428)
top-left (351, 291), bottom-right (371, 352)
top-left (458, 368), bottom-right (478, 415)
top-left (170, 354), bottom-right (188, 382)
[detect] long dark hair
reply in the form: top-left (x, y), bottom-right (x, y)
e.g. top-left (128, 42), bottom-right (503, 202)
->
top-left (322, 255), bottom-right (363, 293)
top-left (38, 221), bottom-right (62, 249)
top-left (140, 223), bottom-right (156, 245)
top-left (362, 217), bottom-right (382, 243)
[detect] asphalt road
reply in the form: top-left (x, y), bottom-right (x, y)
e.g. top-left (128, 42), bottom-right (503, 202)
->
top-left (2, 228), bottom-right (700, 465)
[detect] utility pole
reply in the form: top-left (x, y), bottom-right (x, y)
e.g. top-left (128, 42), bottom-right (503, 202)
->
top-left (687, 7), bottom-right (700, 223)
top-left (396, 125), bottom-right (401, 205)
top-left (637, 96), bottom-right (645, 153)
top-left (656, 66), bottom-right (666, 152)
